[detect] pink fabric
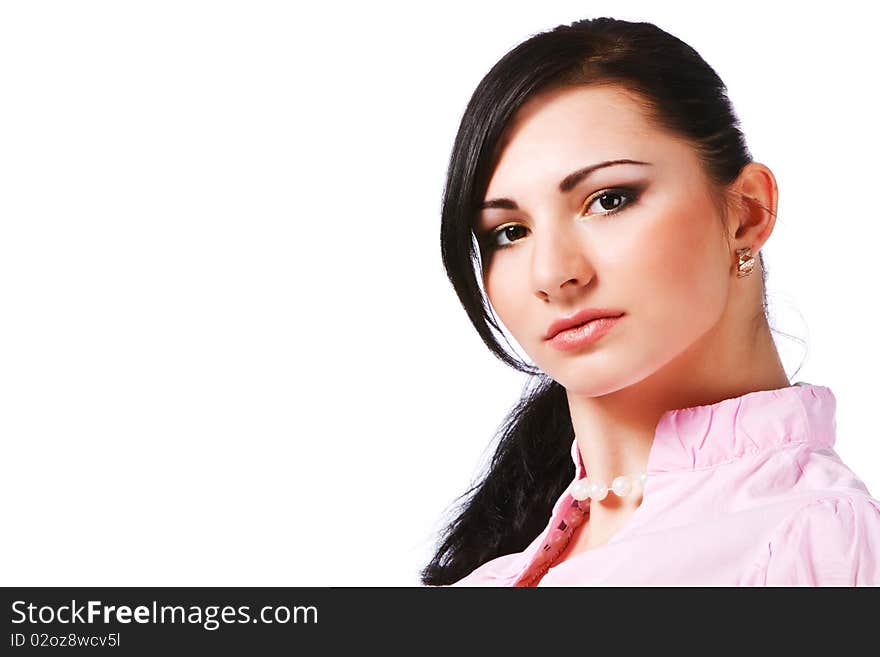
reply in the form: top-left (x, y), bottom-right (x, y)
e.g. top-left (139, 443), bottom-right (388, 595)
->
top-left (450, 382), bottom-right (880, 586)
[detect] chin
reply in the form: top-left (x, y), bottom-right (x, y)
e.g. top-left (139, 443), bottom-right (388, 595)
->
top-left (547, 364), bottom-right (623, 396)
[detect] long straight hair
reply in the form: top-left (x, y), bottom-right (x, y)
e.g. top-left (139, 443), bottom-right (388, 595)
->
top-left (423, 17), bottom-right (774, 585)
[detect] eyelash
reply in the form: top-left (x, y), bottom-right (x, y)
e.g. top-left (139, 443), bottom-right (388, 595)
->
top-left (481, 186), bottom-right (641, 252)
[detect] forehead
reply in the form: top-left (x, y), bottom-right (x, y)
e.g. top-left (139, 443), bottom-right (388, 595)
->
top-left (486, 85), bottom-right (683, 192)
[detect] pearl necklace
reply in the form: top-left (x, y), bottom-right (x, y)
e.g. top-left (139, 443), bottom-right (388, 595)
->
top-left (569, 470), bottom-right (648, 502)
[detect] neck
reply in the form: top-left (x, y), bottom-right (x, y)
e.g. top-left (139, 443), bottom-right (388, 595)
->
top-left (566, 316), bottom-right (790, 512)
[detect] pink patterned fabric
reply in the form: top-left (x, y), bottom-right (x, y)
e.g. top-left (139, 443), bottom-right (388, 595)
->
top-left (450, 383), bottom-right (880, 586)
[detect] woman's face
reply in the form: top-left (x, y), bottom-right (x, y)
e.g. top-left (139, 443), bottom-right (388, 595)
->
top-left (476, 85), bottom-right (734, 396)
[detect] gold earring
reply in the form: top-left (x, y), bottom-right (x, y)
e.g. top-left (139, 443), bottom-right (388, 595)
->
top-left (736, 247), bottom-right (755, 277)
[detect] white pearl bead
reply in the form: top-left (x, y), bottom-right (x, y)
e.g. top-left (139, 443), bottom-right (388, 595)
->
top-left (570, 478), bottom-right (592, 501)
top-left (588, 480), bottom-right (608, 501)
top-left (639, 472), bottom-right (648, 485)
top-left (611, 475), bottom-right (632, 497)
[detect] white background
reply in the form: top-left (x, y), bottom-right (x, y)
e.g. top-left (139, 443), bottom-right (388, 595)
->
top-left (1, 0), bottom-right (877, 586)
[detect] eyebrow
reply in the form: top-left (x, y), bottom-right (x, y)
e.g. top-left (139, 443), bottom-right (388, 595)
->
top-left (479, 158), bottom-right (652, 211)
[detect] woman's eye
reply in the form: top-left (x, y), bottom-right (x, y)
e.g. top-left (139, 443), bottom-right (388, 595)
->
top-left (581, 188), bottom-right (638, 217)
top-left (487, 224), bottom-right (529, 249)
top-left (482, 187), bottom-right (640, 252)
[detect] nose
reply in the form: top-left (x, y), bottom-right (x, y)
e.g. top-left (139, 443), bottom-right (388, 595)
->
top-left (531, 224), bottom-right (595, 302)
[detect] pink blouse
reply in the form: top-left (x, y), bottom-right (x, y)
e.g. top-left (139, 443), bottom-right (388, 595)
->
top-left (450, 382), bottom-right (880, 586)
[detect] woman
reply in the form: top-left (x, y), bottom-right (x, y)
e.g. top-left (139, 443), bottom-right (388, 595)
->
top-left (422, 17), bottom-right (880, 586)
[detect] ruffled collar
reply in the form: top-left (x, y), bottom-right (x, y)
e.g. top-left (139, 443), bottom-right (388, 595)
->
top-left (569, 382), bottom-right (837, 477)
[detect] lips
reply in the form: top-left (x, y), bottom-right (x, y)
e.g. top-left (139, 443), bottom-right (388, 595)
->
top-left (544, 308), bottom-right (625, 340)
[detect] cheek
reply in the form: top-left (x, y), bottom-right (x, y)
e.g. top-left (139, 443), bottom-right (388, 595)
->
top-left (484, 259), bottom-right (529, 332)
top-left (634, 203), bottom-right (729, 337)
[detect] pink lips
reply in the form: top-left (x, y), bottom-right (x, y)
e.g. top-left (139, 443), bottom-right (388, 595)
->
top-left (546, 314), bottom-right (624, 351)
top-left (544, 308), bottom-right (625, 341)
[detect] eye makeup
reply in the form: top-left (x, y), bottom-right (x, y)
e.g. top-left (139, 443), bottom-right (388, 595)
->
top-left (478, 185), bottom-right (644, 252)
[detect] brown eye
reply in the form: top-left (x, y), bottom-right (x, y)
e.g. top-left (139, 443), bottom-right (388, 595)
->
top-left (482, 187), bottom-right (641, 253)
top-left (488, 223), bottom-right (529, 249)
top-left (581, 187), bottom-right (640, 217)
top-left (595, 192), bottom-right (624, 211)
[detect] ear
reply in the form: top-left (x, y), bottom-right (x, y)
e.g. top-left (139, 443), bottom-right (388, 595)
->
top-left (726, 162), bottom-right (779, 254)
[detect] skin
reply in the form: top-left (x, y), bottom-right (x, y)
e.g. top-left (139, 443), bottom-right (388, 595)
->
top-left (475, 84), bottom-right (790, 560)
